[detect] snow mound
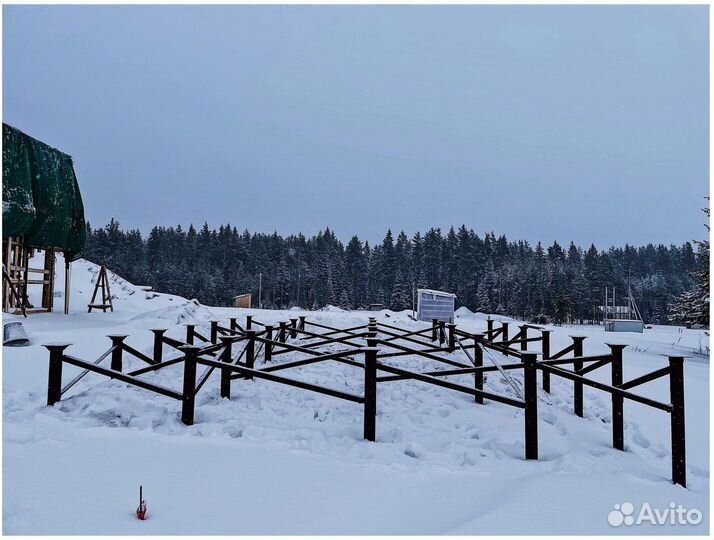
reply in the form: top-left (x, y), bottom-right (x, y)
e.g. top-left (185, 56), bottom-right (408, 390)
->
top-left (129, 299), bottom-right (216, 325)
top-left (461, 311), bottom-right (518, 323)
top-left (87, 264), bottom-right (143, 298)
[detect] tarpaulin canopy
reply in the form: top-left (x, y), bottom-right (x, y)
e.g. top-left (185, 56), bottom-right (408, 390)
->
top-left (2, 123), bottom-right (86, 260)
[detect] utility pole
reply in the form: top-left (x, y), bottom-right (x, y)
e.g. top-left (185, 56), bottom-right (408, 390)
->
top-left (258, 272), bottom-right (262, 309)
top-left (412, 281), bottom-right (416, 318)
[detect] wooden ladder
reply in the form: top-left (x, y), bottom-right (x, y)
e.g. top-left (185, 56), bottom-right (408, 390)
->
top-left (2, 264), bottom-right (27, 317)
top-left (88, 265), bottom-right (114, 313)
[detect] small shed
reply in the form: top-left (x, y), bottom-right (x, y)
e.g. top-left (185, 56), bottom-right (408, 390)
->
top-left (605, 319), bottom-right (645, 333)
top-left (416, 289), bottom-right (456, 323)
top-left (233, 294), bottom-right (252, 308)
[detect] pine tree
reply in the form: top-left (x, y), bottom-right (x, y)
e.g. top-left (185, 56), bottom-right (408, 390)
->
top-left (390, 270), bottom-right (412, 311)
top-left (338, 289), bottom-right (351, 310)
top-left (668, 204), bottom-right (709, 327)
top-left (554, 295), bottom-right (570, 325)
top-left (345, 235), bottom-right (367, 308)
top-left (476, 262), bottom-right (496, 313)
top-left (379, 230), bottom-right (396, 299)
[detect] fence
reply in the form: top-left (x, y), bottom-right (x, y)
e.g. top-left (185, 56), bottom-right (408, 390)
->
top-left (476, 317), bottom-right (685, 486)
top-left (44, 314), bottom-right (687, 487)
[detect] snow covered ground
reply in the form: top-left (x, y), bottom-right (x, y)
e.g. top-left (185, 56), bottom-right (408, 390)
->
top-left (2, 257), bottom-right (709, 534)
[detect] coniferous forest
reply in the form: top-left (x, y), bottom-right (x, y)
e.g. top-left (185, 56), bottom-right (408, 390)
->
top-left (83, 219), bottom-right (708, 325)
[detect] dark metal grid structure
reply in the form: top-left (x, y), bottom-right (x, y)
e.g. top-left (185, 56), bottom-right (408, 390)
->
top-left (44, 314), bottom-right (687, 487)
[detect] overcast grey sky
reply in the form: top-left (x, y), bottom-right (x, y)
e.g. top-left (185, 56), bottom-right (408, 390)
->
top-left (3, 5), bottom-right (709, 247)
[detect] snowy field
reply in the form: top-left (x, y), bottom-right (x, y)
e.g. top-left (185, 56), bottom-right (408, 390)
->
top-left (2, 257), bottom-right (709, 534)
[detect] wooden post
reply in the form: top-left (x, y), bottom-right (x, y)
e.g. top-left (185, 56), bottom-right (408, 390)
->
top-left (363, 336), bottom-right (378, 442)
top-left (438, 321), bottom-right (446, 345)
top-left (279, 322), bottom-right (287, 343)
top-left (2, 238), bottom-right (8, 312)
top-left (290, 318), bottom-right (298, 339)
top-left (180, 345), bottom-right (199, 425)
top-left (246, 330), bottom-right (256, 378)
top-left (21, 243), bottom-right (30, 312)
top-left (264, 325), bottom-right (273, 362)
top-left (501, 322), bottom-right (509, 356)
top-left (608, 344), bottom-right (626, 451)
top-left (45, 343), bottom-right (71, 406)
top-left (473, 334), bottom-right (484, 405)
top-left (523, 352), bottom-right (538, 460)
top-left (87, 265), bottom-right (101, 313)
top-left (108, 335), bottom-right (127, 372)
top-left (186, 324), bottom-right (195, 345)
top-left (519, 325), bottom-right (528, 352)
top-left (41, 248), bottom-right (55, 311)
top-left (432, 318), bottom-right (439, 342)
top-left (486, 318), bottom-right (494, 341)
top-left (298, 316), bottom-right (306, 331)
top-left (246, 315), bottom-right (252, 330)
top-left (3, 237), bottom-right (11, 312)
top-left (447, 323), bottom-right (456, 352)
top-left (541, 330), bottom-right (551, 393)
top-left (151, 329), bottom-right (166, 364)
top-left (669, 356), bottom-right (686, 487)
top-left (571, 336), bottom-right (586, 417)
top-left (210, 321), bottom-right (219, 344)
top-left (64, 260), bottom-right (71, 315)
top-left (219, 337), bottom-right (233, 399)
top-left (229, 317), bottom-right (238, 332)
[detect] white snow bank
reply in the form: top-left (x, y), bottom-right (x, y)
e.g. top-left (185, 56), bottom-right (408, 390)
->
top-left (130, 299), bottom-right (216, 326)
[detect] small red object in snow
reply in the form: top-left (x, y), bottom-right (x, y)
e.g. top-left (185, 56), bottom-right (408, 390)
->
top-left (136, 485), bottom-right (148, 520)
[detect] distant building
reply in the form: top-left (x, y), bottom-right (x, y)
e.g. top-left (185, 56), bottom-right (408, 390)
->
top-left (598, 286), bottom-right (644, 333)
top-left (416, 289), bottom-right (456, 323)
top-left (233, 294), bottom-right (252, 308)
top-left (604, 319), bottom-right (645, 332)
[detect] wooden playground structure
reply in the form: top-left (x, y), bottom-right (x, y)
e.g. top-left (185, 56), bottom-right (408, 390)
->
top-left (2, 238), bottom-right (62, 317)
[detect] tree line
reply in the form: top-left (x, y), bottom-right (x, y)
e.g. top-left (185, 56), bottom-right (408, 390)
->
top-left (82, 219), bottom-right (704, 325)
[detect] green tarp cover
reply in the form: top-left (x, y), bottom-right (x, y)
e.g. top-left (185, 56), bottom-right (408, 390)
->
top-left (2, 123), bottom-right (86, 260)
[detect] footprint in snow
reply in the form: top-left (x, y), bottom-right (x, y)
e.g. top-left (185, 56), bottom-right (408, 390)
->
top-left (632, 432), bottom-right (650, 449)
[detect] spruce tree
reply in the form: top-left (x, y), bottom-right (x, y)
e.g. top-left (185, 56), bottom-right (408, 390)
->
top-left (668, 205), bottom-right (709, 327)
